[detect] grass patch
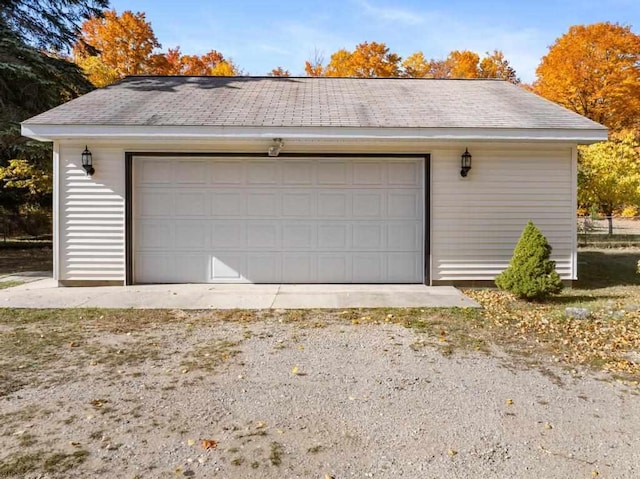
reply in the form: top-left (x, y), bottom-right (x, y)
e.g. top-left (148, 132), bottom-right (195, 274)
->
top-left (0, 281), bottom-right (24, 290)
top-left (0, 449), bottom-right (88, 477)
top-left (0, 247), bottom-right (52, 276)
top-left (269, 442), bottom-right (283, 466)
top-left (181, 339), bottom-right (242, 372)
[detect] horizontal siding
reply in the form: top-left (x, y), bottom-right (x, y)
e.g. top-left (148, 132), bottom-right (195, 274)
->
top-left (431, 147), bottom-right (574, 281)
top-left (60, 145), bottom-right (125, 281)
top-left (56, 141), bottom-right (576, 284)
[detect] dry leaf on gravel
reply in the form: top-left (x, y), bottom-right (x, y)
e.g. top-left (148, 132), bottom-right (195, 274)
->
top-left (200, 439), bottom-right (218, 450)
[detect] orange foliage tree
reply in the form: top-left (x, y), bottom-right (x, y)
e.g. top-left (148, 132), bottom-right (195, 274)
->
top-left (308, 44), bottom-right (518, 81)
top-left (152, 47), bottom-right (236, 76)
top-left (269, 67), bottom-right (291, 77)
top-left (75, 10), bottom-right (239, 85)
top-left (74, 10), bottom-right (160, 86)
top-left (534, 22), bottom-right (640, 132)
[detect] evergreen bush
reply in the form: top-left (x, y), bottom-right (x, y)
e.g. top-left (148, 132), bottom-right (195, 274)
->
top-left (495, 221), bottom-right (564, 300)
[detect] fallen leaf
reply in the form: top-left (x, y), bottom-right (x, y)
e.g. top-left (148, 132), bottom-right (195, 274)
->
top-left (69, 342), bottom-right (79, 348)
top-left (544, 422), bottom-right (553, 430)
top-left (256, 421), bottom-right (267, 429)
top-left (70, 441), bottom-right (81, 447)
top-left (291, 366), bottom-right (300, 375)
top-left (187, 439), bottom-right (196, 446)
top-left (448, 449), bottom-right (458, 456)
top-left (506, 399), bottom-right (514, 405)
top-left (201, 439), bottom-right (218, 450)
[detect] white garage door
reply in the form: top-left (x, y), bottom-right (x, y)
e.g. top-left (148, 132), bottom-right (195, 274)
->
top-left (133, 156), bottom-right (424, 283)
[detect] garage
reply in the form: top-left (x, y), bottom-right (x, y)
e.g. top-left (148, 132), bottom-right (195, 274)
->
top-left (132, 155), bottom-right (425, 284)
top-left (21, 76), bottom-right (608, 287)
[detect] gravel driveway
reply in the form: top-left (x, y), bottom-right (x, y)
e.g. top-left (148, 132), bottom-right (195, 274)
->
top-left (1, 314), bottom-right (639, 478)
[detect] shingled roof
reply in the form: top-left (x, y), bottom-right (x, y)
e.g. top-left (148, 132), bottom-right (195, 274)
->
top-left (24, 76), bottom-right (605, 133)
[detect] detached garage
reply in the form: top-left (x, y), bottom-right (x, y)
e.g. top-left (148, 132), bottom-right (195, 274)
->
top-left (21, 77), bottom-right (607, 286)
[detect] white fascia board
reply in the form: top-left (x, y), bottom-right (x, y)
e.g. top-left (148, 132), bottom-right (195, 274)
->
top-left (21, 124), bottom-right (608, 144)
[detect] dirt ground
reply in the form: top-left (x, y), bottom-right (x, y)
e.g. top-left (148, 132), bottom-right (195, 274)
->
top-left (1, 312), bottom-right (639, 479)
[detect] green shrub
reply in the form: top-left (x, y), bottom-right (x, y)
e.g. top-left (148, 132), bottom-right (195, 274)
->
top-left (495, 221), bottom-right (563, 301)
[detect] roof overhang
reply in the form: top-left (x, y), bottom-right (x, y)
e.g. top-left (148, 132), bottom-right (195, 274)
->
top-left (21, 124), bottom-right (608, 144)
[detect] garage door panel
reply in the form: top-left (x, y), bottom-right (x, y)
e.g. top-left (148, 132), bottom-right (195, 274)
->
top-left (247, 223), bottom-right (279, 248)
top-left (388, 161), bottom-right (421, 185)
top-left (353, 192), bottom-right (383, 217)
top-left (317, 254), bottom-right (349, 282)
top-left (283, 254), bottom-right (313, 283)
top-left (211, 222), bottom-right (245, 248)
top-left (353, 254), bottom-right (383, 282)
top-left (388, 191), bottom-right (420, 218)
top-left (137, 220), bottom-right (172, 249)
top-left (175, 160), bottom-right (208, 184)
top-left (283, 161), bottom-right (314, 184)
top-left (134, 157), bottom-right (423, 284)
top-left (246, 254), bottom-right (281, 283)
top-left (318, 224), bottom-right (349, 249)
top-left (247, 192), bottom-right (279, 216)
top-left (317, 191), bottom-right (349, 217)
top-left (282, 191), bottom-right (313, 217)
top-left (247, 160), bottom-right (279, 184)
top-left (388, 253), bottom-right (421, 282)
top-left (353, 223), bottom-right (384, 249)
top-left (353, 161), bottom-right (384, 185)
top-left (174, 221), bottom-right (208, 250)
top-left (212, 254), bottom-right (245, 280)
top-left (317, 161), bottom-right (349, 185)
top-left (388, 223), bottom-right (421, 251)
top-left (138, 191), bottom-right (173, 216)
top-left (212, 191), bottom-right (246, 216)
top-left (282, 224), bottom-right (314, 249)
top-left (211, 161), bottom-right (244, 184)
top-left (140, 159), bottom-right (172, 184)
top-left (175, 191), bottom-right (208, 216)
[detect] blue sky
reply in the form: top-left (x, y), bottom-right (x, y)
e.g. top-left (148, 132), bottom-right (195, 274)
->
top-left (109, 0), bottom-right (640, 83)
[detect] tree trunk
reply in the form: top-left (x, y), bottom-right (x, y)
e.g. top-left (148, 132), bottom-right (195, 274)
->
top-left (607, 213), bottom-right (613, 236)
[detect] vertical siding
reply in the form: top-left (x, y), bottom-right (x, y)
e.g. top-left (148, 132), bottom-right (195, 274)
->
top-left (431, 147), bottom-right (574, 281)
top-left (59, 145), bottom-right (125, 281)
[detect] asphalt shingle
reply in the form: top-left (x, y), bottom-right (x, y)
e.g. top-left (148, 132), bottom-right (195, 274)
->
top-left (23, 76), bottom-right (605, 131)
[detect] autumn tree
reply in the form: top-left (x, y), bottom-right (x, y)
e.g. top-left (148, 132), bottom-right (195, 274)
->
top-left (445, 50), bottom-right (480, 78)
top-left (151, 47), bottom-right (236, 76)
top-left (320, 42), bottom-right (401, 77)
top-left (304, 48), bottom-right (324, 77)
top-left (269, 67), bottom-right (291, 77)
top-left (74, 10), bottom-right (160, 86)
top-left (578, 132), bottom-right (640, 235)
top-left (401, 52), bottom-right (431, 77)
top-left (0, 1), bottom-right (103, 227)
top-left (479, 50), bottom-right (519, 83)
top-left (534, 23), bottom-right (640, 132)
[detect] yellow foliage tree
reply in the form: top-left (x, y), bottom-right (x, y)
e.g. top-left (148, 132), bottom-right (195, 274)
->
top-left (446, 50), bottom-right (480, 78)
top-left (401, 51), bottom-right (431, 77)
top-left (324, 42), bottom-right (401, 77)
top-left (479, 50), bottom-right (519, 83)
top-left (534, 22), bottom-right (640, 132)
top-left (578, 132), bottom-right (640, 234)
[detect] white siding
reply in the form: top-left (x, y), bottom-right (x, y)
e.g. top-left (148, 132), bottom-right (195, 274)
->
top-left (431, 147), bottom-right (574, 281)
top-left (55, 140), bottom-right (576, 284)
top-left (59, 145), bottom-right (125, 281)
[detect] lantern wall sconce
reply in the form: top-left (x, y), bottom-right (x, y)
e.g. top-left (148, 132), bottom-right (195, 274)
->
top-left (268, 138), bottom-right (284, 157)
top-left (460, 148), bottom-right (472, 177)
top-left (81, 146), bottom-right (95, 176)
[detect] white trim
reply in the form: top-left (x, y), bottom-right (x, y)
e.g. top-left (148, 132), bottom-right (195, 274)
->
top-left (52, 141), bottom-right (60, 281)
top-left (571, 145), bottom-right (578, 280)
top-left (22, 124), bottom-right (608, 144)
